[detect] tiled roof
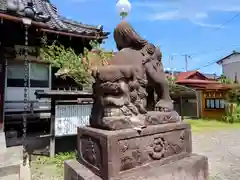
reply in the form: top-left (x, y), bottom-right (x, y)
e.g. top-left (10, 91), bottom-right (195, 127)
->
top-left (175, 78), bottom-right (235, 90)
top-left (178, 82), bottom-right (237, 90)
top-left (202, 73), bottom-right (219, 79)
top-left (176, 71), bottom-right (198, 81)
top-left (166, 70), bottom-right (219, 82)
top-left (0, 0), bottom-right (109, 38)
top-left (176, 71), bottom-right (210, 82)
top-left (176, 79), bottom-right (219, 84)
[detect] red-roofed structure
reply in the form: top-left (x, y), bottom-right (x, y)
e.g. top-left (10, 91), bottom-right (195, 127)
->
top-left (174, 71), bottom-right (239, 119)
top-left (176, 71), bottom-right (208, 82)
top-left (175, 71), bottom-right (228, 90)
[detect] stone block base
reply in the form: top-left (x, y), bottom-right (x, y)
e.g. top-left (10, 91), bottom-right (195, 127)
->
top-left (0, 146), bottom-right (22, 180)
top-left (64, 154), bottom-right (208, 180)
top-left (77, 123), bottom-right (192, 179)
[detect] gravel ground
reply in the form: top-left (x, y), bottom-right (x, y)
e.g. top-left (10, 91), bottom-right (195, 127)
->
top-left (31, 129), bottom-right (240, 180)
top-left (192, 130), bottom-right (240, 180)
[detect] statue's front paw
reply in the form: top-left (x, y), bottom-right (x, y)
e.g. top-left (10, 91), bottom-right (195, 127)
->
top-left (155, 100), bottom-right (173, 112)
top-left (155, 107), bottom-right (170, 112)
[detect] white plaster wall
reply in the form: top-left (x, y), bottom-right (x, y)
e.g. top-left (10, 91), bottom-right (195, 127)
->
top-left (221, 54), bottom-right (240, 82)
top-left (222, 62), bottom-right (240, 82)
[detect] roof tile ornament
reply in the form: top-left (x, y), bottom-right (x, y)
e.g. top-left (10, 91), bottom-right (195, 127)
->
top-left (1, 0), bottom-right (109, 38)
top-left (6, 0), bottom-right (51, 22)
top-left (6, 0), bottom-right (18, 12)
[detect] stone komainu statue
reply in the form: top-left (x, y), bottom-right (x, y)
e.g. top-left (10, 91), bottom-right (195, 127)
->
top-left (90, 21), bottom-right (180, 130)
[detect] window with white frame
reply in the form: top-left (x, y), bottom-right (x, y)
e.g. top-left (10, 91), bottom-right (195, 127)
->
top-left (205, 98), bottom-right (225, 109)
top-left (7, 60), bottom-right (49, 88)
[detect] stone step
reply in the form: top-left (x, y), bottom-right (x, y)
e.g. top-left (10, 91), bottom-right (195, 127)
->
top-left (0, 146), bottom-right (22, 178)
top-left (0, 132), bottom-right (6, 153)
top-left (0, 174), bottom-right (19, 180)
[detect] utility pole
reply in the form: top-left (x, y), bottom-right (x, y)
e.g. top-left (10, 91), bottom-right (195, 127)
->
top-left (184, 54), bottom-right (190, 72)
top-left (185, 54), bottom-right (188, 72)
top-left (168, 55), bottom-right (172, 71)
top-left (170, 56), bottom-right (174, 80)
top-left (168, 55), bottom-right (174, 80)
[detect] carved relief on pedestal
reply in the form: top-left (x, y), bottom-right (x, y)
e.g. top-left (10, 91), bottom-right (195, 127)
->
top-left (148, 137), bottom-right (166, 160)
top-left (118, 130), bottom-right (188, 171)
top-left (148, 130), bottom-right (186, 160)
top-left (78, 135), bottom-right (102, 170)
top-left (119, 140), bottom-right (143, 171)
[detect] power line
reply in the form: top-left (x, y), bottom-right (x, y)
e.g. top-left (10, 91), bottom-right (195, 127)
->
top-left (166, 11), bottom-right (240, 72)
top-left (173, 46), bottom-right (239, 72)
top-left (195, 59), bottom-right (218, 70)
top-left (174, 44), bottom-right (240, 57)
top-left (186, 51), bottom-right (233, 71)
top-left (215, 11), bottom-right (240, 31)
top-left (166, 48), bottom-right (238, 72)
top-left (193, 49), bottom-right (239, 71)
top-left (188, 10), bottom-right (240, 70)
top-left (172, 11), bottom-right (240, 57)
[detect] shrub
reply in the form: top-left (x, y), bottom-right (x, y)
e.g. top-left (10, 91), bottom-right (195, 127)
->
top-left (222, 103), bottom-right (240, 123)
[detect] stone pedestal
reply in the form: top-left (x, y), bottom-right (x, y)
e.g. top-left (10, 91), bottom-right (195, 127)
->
top-left (65, 154), bottom-right (208, 180)
top-left (64, 123), bottom-right (209, 180)
top-left (0, 145), bottom-right (22, 180)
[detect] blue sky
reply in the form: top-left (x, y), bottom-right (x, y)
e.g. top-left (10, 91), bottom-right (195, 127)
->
top-left (51, 0), bottom-right (240, 75)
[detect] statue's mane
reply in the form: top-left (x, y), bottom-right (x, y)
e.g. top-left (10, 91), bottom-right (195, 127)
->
top-left (114, 21), bottom-right (148, 51)
top-left (114, 21), bottom-right (161, 62)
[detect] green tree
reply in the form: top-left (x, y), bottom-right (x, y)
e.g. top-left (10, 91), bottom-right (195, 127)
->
top-left (167, 76), bottom-right (176, 84)
top-left (40, 39), bottom-right (113, 87)
top-left (226, 87), bottom-right (240, 104)
top-left (218, 75), bottom-right (233, 84)
top-left (89, 40), bottom-right (114, 63)
top-left (41, 43), bottom-right (92, 86)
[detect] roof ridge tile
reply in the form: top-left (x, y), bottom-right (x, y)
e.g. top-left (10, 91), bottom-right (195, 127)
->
top-left (0, 0), bottom-right (109, 38)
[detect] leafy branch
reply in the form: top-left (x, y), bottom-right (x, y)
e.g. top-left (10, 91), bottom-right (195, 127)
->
top-left (226, 87), bottom-right (240, 104)
top-left (40, 39), bottom-right (113, 87)
top-left (218, 75), bottom-right (234, 84)
top-left (40, 43), bottom-right (92, 86)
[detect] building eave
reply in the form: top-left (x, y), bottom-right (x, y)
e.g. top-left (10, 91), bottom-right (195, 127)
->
top-left (216, 51), bottom-right (240, 65)
top-left (0, 12), bottom-right (48, 28)
top-left (0, 0), bottom-right (110, 39)
top-left (40, 28), bottom-right (109, 39)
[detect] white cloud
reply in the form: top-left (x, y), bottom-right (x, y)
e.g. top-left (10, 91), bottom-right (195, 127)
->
top-left (70, 0), bottom-right (89, 3)
top-left (133, 2), bottom-right (165, 8)
top-left (211, 6), bottom-right (240, 12)
top-left (150, 10), bottom-right (180, 21)
top-left (150, 11), bottom-right (208, 21)
top-left (191, 21), bottom-right (223, 28)
top-left (140, 0), bottom-right (240, 27)
top-left (133, 1), bottom-right (177, 8)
